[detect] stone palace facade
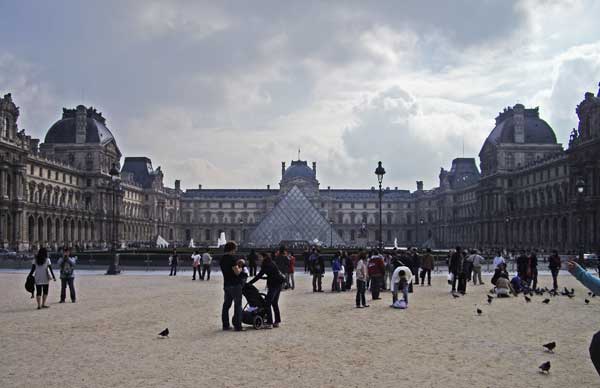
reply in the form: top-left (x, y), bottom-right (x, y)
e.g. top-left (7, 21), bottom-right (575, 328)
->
top-left (1, 83), bottom-right (599, 252)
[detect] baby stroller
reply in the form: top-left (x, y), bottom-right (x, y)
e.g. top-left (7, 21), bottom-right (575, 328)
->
top-left (242, 283), bottom-right (270, 329)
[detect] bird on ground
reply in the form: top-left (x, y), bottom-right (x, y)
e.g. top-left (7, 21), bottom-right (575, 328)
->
top-left (585, 299), bottom-right (590, 304)
top-left (543, 341), bottom-right (556, 353)
top-left (567, 294), bottom-right (575, 299)
top-left (564, 287), bottom-right (570, 294)
top-left (158, 328), bottom-right (169, 338)
top-left (524, 295), bottom-right (531, 303)
top-left (477, 308), bottom-right (482, 316)
top-left (539, 361), bottom-right (551, 374)
top-left (571, 288), bottom-right (575, 294)
top-left (487, 295), bottom-right (494, 304)
top-left (542, 299), bottom-right (550, 304)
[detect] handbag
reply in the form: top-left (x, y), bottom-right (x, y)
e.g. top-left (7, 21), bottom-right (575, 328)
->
top-left (25, 274), bottom-right (35, 293)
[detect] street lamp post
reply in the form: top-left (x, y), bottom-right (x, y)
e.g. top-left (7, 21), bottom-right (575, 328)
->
top-left (576, 176), bottom-right (585, 262)
top-left (329, 219), bottom-right (333, 248)
top-left (505, 217), bottom-right (510, 251)
top-left (374, 161), bottom-right (386, 250)
top-left (106, 163), bottom-right (121, 275)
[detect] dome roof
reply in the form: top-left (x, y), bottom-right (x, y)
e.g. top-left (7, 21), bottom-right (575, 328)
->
top-left (282, 160), bottom-right (316, 181)
top-left (44, 105), bottom-right (115, 145)
top-left (483, 104), bottom-right (556, 148)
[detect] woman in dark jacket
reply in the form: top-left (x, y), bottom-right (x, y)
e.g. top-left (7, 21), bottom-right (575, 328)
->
top-left (248, 253), bottom-right (284, 328)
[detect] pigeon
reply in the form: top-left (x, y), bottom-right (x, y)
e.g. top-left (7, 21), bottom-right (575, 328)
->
top-left (567, 294), bottom-right (575, 299)
top-left (542, 299), bottom-right (550, 304)
top-left (524, 295), bottom-right (531, 303)
top-left (589, 292), bottom-right (592, 296)
top-left (158, 328), bottom-right (169, 338)
top-left (477, 308), bottom-right (482, 316)
top-left (564, 287), bottom-right (570, 294)
top-left (571, 288), bottom-right (575, 294)
top-left (452, 293), bottom-right (460, 299)
top-left (539, 361), bottom-right (551, 374)
top-left (487, 295), bottom-right (494, 304)
top-left (543, 341), bottom-right (556, 353)
top-left (585, 299), bottom-right (590, 304)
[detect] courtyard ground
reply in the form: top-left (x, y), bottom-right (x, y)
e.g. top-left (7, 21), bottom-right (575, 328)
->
top-left (0, 271), bottom-right (598, 388)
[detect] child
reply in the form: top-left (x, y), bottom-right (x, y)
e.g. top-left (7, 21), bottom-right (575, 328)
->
top-left (391, 266), bottom-right (412, 306)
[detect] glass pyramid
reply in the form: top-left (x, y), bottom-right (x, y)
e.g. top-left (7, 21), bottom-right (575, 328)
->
top-left (249, 186), bottom-right (345, 247)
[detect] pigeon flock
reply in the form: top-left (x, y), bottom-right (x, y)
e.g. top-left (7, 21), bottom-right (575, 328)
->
top-left (473, 285), bottom-right (592, 375)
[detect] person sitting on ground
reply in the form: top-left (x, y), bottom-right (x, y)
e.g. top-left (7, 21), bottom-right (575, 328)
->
top-left (510, 274), bottom-right (528, 295)
top-left (391, 266), bottom-right (412, 306)
top-left (495, 276), bottom-right (515, 298)
top-left (491, 262), bottom-right (510, 286)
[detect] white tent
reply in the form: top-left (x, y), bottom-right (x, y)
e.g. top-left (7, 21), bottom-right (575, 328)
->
top-left (217, 232), bottom-right (227, 248)
top-left (156, 235), bottom-right (169, 248)
top-left (189, 239), bottom-right (195, 248)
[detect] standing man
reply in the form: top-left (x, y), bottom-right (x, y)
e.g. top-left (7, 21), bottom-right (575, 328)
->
top-left (528, 250), bottom-right (539, 290)
top-left (367, 250), bottom-right (385, 300)
top-left (420, 248), bottom-right (434, 286)
top-left (493, 250), bottom-right (505, 269)
top-left (344, 251), bottom-right (354, 291)
top-left (449, 246), bottom-right (463, 294)
top-left (288, 252), bottom-right (296, 290)
top-left (274, 247), bottom-right (290, 289)
top-left (331, 252), bottom-right (341, 292)
top-left (411, 248), bottom-right (421, 286)
top-left (169, 249), bottom-right (178, 276)
top-left (469, 249), bottom-right (485, 285)
top-left (220, 241), bottom-right (244, 332)
top-left (548, 250), bottom-right (561, 290)
top-left (310, 248), bottom-right (324, 292)
top-left (247, 249), bottom-right (258, 277)
top-left (191, 250), bottom-right (201, 280)
top-left (355, 251), bottom-right (369, 308)
top-left (201, 250), bottom-right (212, 280)
top-left (57, 247), bottom-right (76, 303)
top-left (516, 250), bottom-right (529, 283)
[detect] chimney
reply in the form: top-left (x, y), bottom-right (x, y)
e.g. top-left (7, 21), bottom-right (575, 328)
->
top-left (327, 186), bottom-right (331, 190)
top-left (267, 184), bottom-right (270, 190)
top-left (198, 184), bottom-right (202, 190)
top-left (75, 105), bottom-right (87, 144)
top-left (282, 162), bottom-right (286, 178)
top-left (312, 161), bottom-right (317, 176)
top-left (175, 180), bottom-right (181, 191)
top-left (416, 181), bottom-right (423, 191)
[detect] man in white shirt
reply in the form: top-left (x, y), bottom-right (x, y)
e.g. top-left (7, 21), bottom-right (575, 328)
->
top-left (201, 251), bottom-right (213, 280)
top-left (191, 250), bottom-right (202, 280)
top-left (469, 250), bottom-right (485, 285)
top-left (492, 251), bottom-right (505, 269)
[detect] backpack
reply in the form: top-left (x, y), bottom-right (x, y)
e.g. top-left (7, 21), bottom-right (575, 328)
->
top-left (25, 274), bottom-right (35, 293)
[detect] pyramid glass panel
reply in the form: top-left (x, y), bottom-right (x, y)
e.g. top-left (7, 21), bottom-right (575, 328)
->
top-left (249, 186), bottom-right (345, 247)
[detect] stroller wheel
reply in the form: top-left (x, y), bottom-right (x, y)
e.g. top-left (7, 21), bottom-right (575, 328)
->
top-left (253, 315), bottom-right (264, 330)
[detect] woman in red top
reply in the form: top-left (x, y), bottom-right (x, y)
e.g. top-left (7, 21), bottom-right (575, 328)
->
top-left (287, 254), bottom-right (296, 290)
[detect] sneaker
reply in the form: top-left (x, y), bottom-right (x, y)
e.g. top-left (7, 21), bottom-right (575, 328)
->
top-left (363, 305), bottom-right (370, 308)
top-left (272, 323), bottom-right (280, 328)
top-left (59, 300), bottom-right (65, 303)
top-left (41, 305), bottom-right (49, 309)
top-left (356, 305), bottom-right (363, 308)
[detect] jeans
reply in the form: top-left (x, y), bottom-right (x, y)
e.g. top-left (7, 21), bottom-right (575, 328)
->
top-left (371, 276), bottom-right (382, 299)
top-left (590, 330), bottom-right (600, 376)
top-left (312, 274), bottom-right (322, 291)
top-left (169, 264), bottom-right (177, 276)
top-left (192, 266), bottom-right (200, 280)
top-left (266, 285), bottom-right (282, 324)
top-left (356, 279), bottom-right (367, 306)
top-left (551, 268), bottom-right (559, 290)
top-left (201, 264), bottom-right (211, 280)
top-left (413, 268), bottom-right (420, 285)
top-left (288, 273), bottom-right (295, 289)
top-left (472, 267), bottom-right (483, 285)
top-left (421, 269), bottom-right (432, 285)
top-left (392, 283), bottom-right (408, 304)
top-left (60, 277), bottom-right (76, 302)
top-left (457, 273), bottom-right (467, 294)
top-left (451, 273), bottom-right (458, 292)
top-left (222, 285), bottom-right (243, 330)
top-left (331, 272), bottom-right (339, 292)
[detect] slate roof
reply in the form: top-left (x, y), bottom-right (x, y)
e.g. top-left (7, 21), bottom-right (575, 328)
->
top-left (44, 106), bottom-right (115, 145)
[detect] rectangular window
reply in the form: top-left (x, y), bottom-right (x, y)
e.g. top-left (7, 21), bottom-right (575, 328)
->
top-left (39, 168), bottom-right (43, 177)
top-left (30, 165), bottom-right (34, 174)
top-left (55, 171), bottom-right (58, 180)
top-left (86, 179), bottom-right (91, 187)
top-left (47, 169), bottom-right (51, 179)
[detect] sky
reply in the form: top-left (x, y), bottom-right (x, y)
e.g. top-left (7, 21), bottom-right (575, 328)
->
top-left (1, 0), bottom-right (600, 191)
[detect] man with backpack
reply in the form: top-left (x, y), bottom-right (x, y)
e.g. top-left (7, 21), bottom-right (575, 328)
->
top-left (57, 247), bottom-right (76, 303)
